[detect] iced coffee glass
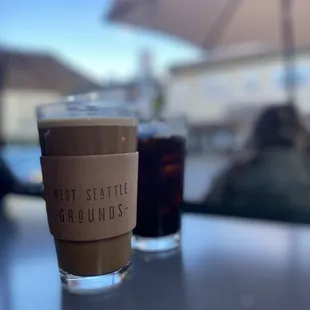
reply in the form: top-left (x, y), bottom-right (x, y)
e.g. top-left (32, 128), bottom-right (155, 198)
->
top-left (37, 95), bottom-right (138, 294)
top-left (132, 117), bottom-right (187, 252)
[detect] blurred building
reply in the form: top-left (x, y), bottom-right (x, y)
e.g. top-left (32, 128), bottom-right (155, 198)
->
top-left (96, 50), bottom-right (161, 116)
top-left (165, 47), bottom-right (310, 153)
top-left (0, 48), bottom-right (99, 144)
top-left (94, 79), bottom-right (144, 102)
top-left (89, 77), bottom-right (160, 104)
top-left (166, 47), bottom-right (310, 122)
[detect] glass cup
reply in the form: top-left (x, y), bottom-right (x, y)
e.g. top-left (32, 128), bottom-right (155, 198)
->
top-left (132, 117), bottom-right (187, 252)
top-left (36, 95), bottom-right (138, 294)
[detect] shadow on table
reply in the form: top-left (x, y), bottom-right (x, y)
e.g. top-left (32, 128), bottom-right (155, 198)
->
top-left (62, 249), bottom-right (188, 310)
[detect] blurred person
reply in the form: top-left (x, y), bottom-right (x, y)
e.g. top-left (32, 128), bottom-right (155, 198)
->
top-left (204, 103), bottom-right (310, 213)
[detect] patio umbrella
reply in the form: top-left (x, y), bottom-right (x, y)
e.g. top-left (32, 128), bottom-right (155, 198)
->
top-left (108, 0), bottom-right (309, 103)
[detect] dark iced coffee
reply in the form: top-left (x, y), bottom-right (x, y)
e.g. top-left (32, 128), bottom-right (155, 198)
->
top-left (132, 122), bottom-right (186, 252)
top-left (134, 136), bottom-right (185, 237)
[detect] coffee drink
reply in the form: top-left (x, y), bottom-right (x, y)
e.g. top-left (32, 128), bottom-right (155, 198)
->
top-left (39, 117), bottom-right (137, 276)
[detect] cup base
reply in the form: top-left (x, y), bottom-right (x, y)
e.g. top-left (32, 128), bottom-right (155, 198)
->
top-left (132, 232), bottom-right (180, 252)
top-left (60, 262), bottom-right (130, 295)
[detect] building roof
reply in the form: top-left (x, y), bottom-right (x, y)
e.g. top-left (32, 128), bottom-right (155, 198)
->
top-left (170, 46), bottom-right (310, 76)
top-left (0, 48), bottom-right (99, 94)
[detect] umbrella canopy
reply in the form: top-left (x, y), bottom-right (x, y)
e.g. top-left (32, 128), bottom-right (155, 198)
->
top-left (108, 0), bottom-right (309, 102)
top-left (108, 0), bottom-right (308, 52)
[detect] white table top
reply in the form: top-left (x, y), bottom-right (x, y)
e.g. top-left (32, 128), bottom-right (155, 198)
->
top-left (0, 195), bottom-right (309, 310)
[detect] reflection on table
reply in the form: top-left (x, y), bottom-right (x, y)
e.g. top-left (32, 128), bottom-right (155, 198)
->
top-left (0, 195), bottom-right (309, 310)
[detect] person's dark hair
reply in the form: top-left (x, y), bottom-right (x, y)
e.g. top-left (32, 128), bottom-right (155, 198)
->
top-left (251, 103), bottom-right (301, 150)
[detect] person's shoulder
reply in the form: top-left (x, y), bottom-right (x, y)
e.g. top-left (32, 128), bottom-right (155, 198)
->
top-left (232, 150), bottom-right (260, 169)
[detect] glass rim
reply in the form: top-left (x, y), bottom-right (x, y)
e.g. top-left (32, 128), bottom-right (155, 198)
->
top-left (36, 94), bottom-right (137, 123)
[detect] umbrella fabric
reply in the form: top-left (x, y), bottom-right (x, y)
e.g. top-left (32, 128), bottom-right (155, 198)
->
top-left (108, 0), bottom-right (309, 53)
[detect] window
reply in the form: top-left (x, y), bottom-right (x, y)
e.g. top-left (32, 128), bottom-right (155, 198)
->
top-left (274, 65), bottom-right (310, 89)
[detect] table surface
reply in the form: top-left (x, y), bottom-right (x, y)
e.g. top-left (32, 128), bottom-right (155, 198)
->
top-left (0, 195), bottom-right (309, 310)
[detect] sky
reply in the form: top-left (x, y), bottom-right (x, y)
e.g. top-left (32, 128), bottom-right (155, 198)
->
top-left (1, 0), bottom-right (204, 82)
